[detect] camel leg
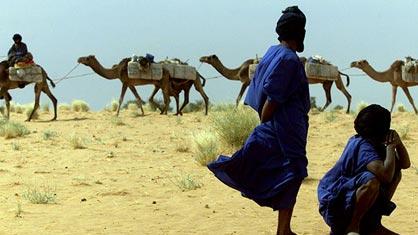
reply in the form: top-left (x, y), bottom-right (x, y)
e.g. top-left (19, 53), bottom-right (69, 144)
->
top-left (4, 92), bottom-right (11, 120)
top-left (335, 77), bottom-right (352, 113)
top-left (27, 84), bottom-right (42, 122)
top-left (128, 85), bottom-right (145, 116)
top-left (179, 88), bottom-right (191, 116)
top-left (148, 86), bottom-right (162, 112)
top-left (174, 93), bottom-right (181, 116)
top-left (116, 83), bottom-right (128, 116)
top-left (0, 88), bottom-right (10, 119)
top-left (42, 84), bottom-right (58, 121)
top-left (235, 82), bottom-right (249, 107)
top-left (390, 85), bottom-right (398, 113)
top-left (193, 79), bottom-right (209, 115)
top-left (401, 86), bottom-right (418, 114)
top-left (320, 82), bottom-right (332, 111)
top-left (159, 74), bottom-right (171, 115)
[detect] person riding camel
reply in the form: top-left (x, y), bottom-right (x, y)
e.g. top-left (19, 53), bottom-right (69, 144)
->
top-left (7, 33), bottom-right (32, 66)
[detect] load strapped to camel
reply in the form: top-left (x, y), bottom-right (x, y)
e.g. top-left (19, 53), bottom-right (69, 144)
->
top-left (160, 58), bottom-right (197, 80)
top-left (305, 55), bottom-right (339, 81)
top-left (249, 56), bottom-right (262, 80)
top-left (401, 57), bottom-right (418, 82)
top-left (127, 55), bottom-right (197, 81)
top-left (8, 62), bottom-right (43, 83)
top-left (128, 55), bottom-right (163, 80)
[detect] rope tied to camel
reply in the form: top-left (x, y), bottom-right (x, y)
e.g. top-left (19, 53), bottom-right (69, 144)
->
top-left (53, 63), bottom-right (81, 84)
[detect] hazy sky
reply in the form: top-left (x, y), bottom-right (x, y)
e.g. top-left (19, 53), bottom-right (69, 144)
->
top-left (1, 0), bottom-right (417, 111)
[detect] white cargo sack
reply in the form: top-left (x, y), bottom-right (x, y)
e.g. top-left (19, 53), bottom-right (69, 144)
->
top-left (401, 60), bottom-right (418, 82)
top-left (9, 65), bottom-right (43, 83)
top-left (305, 62), bottom-right (339, 81)
top-left (128, 61), bottom-right (163, 80)
top-left (249, 64), bottom-right (258, 80)
top-left (162, 64), bottom-right (196, 80)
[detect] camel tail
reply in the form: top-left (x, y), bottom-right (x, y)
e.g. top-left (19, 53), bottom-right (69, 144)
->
top-left (47, 76), bottom-right (56, 88)
top-left (198, 73), bottom-right (207, 87)
top-left (339, 71), bottom-right (350, 87)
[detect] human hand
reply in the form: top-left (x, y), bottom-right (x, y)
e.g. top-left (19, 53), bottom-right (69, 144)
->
top-left (385, 129), bottom-right (401, 147)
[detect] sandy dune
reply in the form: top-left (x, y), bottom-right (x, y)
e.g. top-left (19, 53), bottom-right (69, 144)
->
top-left (0, 109), bottom-right (416, 234)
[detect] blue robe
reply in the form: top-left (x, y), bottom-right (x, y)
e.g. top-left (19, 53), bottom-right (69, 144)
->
top-left (318, 135), bottom-right (389, 235)
top-left (207, 45), bottom-right (310, 210)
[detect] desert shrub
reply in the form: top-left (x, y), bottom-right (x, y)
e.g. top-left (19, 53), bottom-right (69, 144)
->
top-left (23, 185), bottom-right (56, 204)
top-left (69, 134), bottom-right (86, 149)
top-left (25, 107), bottom-right (39, 120)
top-left (193, 130), bottom-right (220, 166)
top-left (333, 105), bottom-right (344, 111)
top-left (211, 106), bottom-right (259, 148)
top-left (58, 103), bottom-right (71, 111)
top-left (111, 116), bottom-right (125, 126)
top-left (42, 103), bottom-right (50, 113)
top-left (11, 142), bottom-right (21, 151)
top-left (310, 96), bottom-right (318, 110)
top-left (397, 104), bottom-right (407, 113)
top-left (398, 124), bottom-right (410, 140)
top-left (71, 100), bottom-right (90, 112)
top-left (15, 104), bottom-right (25, 114)
top-left (324, 111), bottom-right (337, 123)
top-left (357, 101), bottom-right (368, 113)
top-left (210, 103), bottom-right (236, 112)
top-left (172, 174), bottom-right (202, 191)
top-left (0, 121), bottom-right (30, 139)
top-left (182, 100), bottom-right (205, 113)
top-left (43, 130), bottom-right (57, 140)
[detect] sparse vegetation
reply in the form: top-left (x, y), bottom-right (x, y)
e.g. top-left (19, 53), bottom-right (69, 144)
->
top-left (310, 97), bottom-right (318, 110)
top-left (176, 144), bottom-right (190, 153)
top-left (111, 116), bottom-right (125, 126)
top-left (210, 103), bottom-right (236, 112)
top-left (25, 107), bottom-right (39, 120)
top-left (69, 134), bottom-right (86, 149)
top-left (11, 142), bottom-right (21, 151)
top-left (398, 124), bottom-right (410, 140)
top-left (43, 130), bottom-right (57, 140)
top-left (210, 106), bottom-right (258, 148)
top-left (42, 103), bottom-right (50, 113)
top-left (324, 111), bottom-right (337, 123)
top-left (58, 103), bottom-right (71, 111)
top-left (333, 105), bottom-right (344, 111)
top-left (172, 174), bottom-right (202, 191)
top-left (193, 130), bottom-right (220, 166)
top-left (15, 104), bottom-right (25, 114)
top-left (357, 101), bottom-right (368, 113)
top-left (71, 100), bottom-right (90, 112)
top-left (0, 120), bottom-right (30, 139)
top-left (397, 104), bottom-right (407, 113)
top-left (182, 100), bottom-right (205, 113)
top-left (23, 185), bottom-right (56, 204)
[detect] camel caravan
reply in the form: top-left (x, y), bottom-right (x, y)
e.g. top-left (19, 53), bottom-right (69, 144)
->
top-left (1, 34), bottom-right (418, 121)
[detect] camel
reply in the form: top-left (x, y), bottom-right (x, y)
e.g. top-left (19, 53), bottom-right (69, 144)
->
top-left (350, 59), bottom-right (418, 114)
top-left (200, 54), bottom-right (351, 113)
top-left (148, 74), bottom-right (209, 115)
top-left (77, 55), bottom-right (172, 115)
top-left (299, 57), bottom-right (352, 113)
top-left (199, 55), bottom-right (255, 106)
top-left (0, 61), bottom-right (57, 121)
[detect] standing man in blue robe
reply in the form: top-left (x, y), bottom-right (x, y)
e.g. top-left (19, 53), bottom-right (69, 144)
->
top-left (208, 6), bottom-right (310, 235)
top-left (317, 105), bottom-right (410, 235)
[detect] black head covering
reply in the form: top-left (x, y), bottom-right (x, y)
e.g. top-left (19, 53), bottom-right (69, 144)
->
top-left (354, 104), bottom-right (391, 142)
top-left (13, 33), bottom-right (22, 42)
top-left (276, 6), bottom-right (306, 52)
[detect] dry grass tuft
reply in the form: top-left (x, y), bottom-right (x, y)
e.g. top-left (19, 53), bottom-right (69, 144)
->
top-left (192, 130), bottom-right (220, 166)
top-left (69, 134), bottom-right (87, 149)
top-left (71, 100), bottom-right (90, 112)
top-left (172, 174), bottom-right (202, 191)
top-left (0, 120), bottom-right (30, 139)
top-left (22, 185), bottom-right (56, 204)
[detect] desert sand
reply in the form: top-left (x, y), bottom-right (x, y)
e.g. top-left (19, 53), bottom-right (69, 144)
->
top-left (0, 108), bottom-right (416, 235)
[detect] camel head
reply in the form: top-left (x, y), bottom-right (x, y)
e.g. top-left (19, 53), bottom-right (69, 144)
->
top-left (77, 55), bottom-right (97, 66)
top-left (199, 55), bottom-right (219, 64)
top-left (350, 60), bottom-right (369, 69)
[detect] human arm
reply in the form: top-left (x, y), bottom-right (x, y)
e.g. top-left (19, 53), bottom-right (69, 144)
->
top-left (261, 99), bottom-right (278, 123)
top-left (367, 144), bottom-right (396, 184)
top-left (389, 130), bottom-right (410, 169)
top-left (7, 45), bottom-right (16, 58)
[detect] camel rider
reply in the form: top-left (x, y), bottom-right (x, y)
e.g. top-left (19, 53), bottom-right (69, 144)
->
top-left (7, 34), bottom-right (30, 66)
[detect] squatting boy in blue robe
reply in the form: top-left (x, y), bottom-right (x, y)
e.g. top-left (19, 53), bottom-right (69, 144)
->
top-left (318, 104), bottom-right (410, 235)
